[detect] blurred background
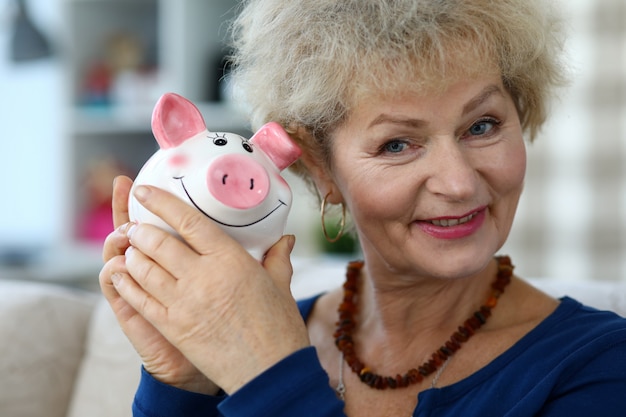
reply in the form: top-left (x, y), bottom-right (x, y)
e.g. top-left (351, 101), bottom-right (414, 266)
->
top-left (0, 0), bottom-right (624, 287)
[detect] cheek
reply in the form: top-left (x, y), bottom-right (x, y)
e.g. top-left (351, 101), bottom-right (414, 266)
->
top-left (499, 140), bottom-right (527, 195)
top-left (481, 136), bottom-right (527, 198)
top-left (488, 139), bottom-right (526, 239)
top-left (337, 166), bottom-right (416, 226)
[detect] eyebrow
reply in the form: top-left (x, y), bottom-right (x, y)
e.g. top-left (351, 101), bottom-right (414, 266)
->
top-left (461, 84), bottom-right (504, 115)
top-left (367, 84), bottom-right (505, 129)
top-left (367, 114), bottom-right (426, 129)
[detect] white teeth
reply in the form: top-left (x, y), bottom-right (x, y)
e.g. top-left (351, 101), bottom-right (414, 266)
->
top-left (431, 213), bottom-right (475, 227)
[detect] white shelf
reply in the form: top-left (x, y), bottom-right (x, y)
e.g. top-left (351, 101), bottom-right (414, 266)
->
top-left (62, 0), bottom-right (245, 241)
top-left (71, 102), bottom-right (249, 136)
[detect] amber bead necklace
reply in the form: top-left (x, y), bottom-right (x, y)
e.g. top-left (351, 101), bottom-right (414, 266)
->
top-left (333, 256), bottom-right (513, 399)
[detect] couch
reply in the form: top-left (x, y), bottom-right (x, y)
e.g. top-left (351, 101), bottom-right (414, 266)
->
top-left (2, 256), bottom-right (626, 417)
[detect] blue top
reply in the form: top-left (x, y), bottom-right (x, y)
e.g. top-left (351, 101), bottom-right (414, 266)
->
top-left (132, 296), bottom-right (626, 417)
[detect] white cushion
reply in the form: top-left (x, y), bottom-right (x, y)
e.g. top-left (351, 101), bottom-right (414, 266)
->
top-left (66, 297), bottom-right (142, 417)
top-left (0, 280), bottom-right (96, 417)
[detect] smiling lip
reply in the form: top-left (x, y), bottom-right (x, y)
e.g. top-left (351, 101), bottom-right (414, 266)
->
top-left (416, 207), bottom-right (486, 240)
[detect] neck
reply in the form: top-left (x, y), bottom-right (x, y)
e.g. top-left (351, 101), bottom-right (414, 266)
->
top-left (333, 256), bottom-right (512, 389)
top-left (358, 258), bottom-right (499, 340)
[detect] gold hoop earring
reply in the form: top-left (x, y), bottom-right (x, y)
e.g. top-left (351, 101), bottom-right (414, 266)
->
top-left (321, 192), bottom-right (346, 243)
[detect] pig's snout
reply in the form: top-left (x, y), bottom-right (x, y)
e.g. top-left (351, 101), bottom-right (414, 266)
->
top-left (207, 154), bottom-right (270, 209)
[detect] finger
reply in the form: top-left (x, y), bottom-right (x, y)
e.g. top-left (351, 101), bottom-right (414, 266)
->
top-left (126, 221), bottom-right (199, 280)
top-left (99, 254), bottom-right (182, 363)
top-left (132, 185), bottom-right (242, 256)
top-left (124, 241), bottom-right (179, 307)
top-left (100, 257), bottom-right (166, 349)
top-left (262, 235), bottom-right (296, 293)
top-left (112, 175), bottom-right (133, 228)
top-left (99, 255), bottom-right (128, 299)
top-left (102, 223), bottom-right (132, 263)
top-left (99, 256), bottom-right (146, 324)
top-left (110, 269), bottom-right (168, 327)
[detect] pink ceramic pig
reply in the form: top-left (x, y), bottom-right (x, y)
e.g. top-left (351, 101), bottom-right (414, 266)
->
top-left (128, 93), bottom-right (301, 260)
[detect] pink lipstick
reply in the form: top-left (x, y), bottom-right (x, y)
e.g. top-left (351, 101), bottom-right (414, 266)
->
top-left (417, 208), bottom-right (486, 240)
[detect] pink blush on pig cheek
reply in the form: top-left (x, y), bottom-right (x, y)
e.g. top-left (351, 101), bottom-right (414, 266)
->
top-left (166, 154), bottom-right (189, 178)
top-left (168, 154), bottom-right (189, 168)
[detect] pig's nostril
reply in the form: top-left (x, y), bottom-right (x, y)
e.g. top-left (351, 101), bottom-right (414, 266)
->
top-left (222, 174), bottom-right (228, 185)
top-left (250, 179), bottom-right (254, 190)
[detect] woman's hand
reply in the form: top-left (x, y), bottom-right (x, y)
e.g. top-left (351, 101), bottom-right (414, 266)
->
top-left (99, 176), bottom-right (218, 394)
top-left (111, 184), bottom-right (311, 394)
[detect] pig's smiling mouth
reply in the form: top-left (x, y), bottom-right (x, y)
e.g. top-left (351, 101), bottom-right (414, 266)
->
top-left (177, 177), bottom-right (287, 227)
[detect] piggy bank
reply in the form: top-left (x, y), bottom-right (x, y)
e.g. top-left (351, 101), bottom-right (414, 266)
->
top-left (128, 92), bottom-right (301, 260)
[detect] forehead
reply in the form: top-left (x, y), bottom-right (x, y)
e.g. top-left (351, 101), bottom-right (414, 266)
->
top-left (345, 73), bottom-right (506, 127)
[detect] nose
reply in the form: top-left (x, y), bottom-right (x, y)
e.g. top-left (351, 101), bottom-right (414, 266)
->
top-left (426, 140), bottom-right (478, 201)
top-left (207, 154), bottom-right (270, 209)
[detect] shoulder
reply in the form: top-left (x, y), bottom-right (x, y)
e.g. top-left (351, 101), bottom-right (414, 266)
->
top-left (501, 296), bottom-right (626, 390)
top-left (548, 297), bottom-right (626, 342)
top-left (518, 298), bottom-right (626, 414)
top-left (504, 278), bottom-right (626, 357)
top-left (296, 287), bottom-right (343, 323)
top-left (553, 297), bottom-right (626, 372)
top-left (429, 297), bottom-right (626, 416)
top-left (513, 297), bottom-right (626, 363)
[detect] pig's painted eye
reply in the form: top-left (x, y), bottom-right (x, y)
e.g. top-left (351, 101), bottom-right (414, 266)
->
top-left (213, 135), bottom-right (227, 146)
top-left (242, 142), bottom-right (253, 153)
top-left (213, 135), bottom-right (228, 146)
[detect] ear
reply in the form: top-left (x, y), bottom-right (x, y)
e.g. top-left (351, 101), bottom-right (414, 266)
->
top-left (298, 144), bottom-right (343, 204)
top-left (250, 122), bottom-right (302, 170)
top-left (151, 93), bottom-right (207, 150)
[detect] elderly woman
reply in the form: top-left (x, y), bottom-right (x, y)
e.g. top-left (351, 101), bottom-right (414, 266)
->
top-left (100, 0), bottom-right (626, 416)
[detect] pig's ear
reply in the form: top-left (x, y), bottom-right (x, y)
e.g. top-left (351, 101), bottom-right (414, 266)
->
top-left (250, 122), bottom-right (302, 170)
top-left (151, 93), bottom-right (207, 149)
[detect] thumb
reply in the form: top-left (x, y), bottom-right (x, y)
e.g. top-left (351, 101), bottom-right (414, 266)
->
top-left (263, 235), bottom-right (296, 292)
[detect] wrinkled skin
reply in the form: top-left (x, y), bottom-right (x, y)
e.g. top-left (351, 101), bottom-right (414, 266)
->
top-left (99, 176), bottom-right (309, 394)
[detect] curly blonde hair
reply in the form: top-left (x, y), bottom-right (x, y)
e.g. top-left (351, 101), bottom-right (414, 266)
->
top-left (229, 0), bottom-right (568, 183)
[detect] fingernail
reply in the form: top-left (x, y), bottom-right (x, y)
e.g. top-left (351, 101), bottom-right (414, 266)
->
top-left (117, 221), bottom-right (131, 234)
top-left (134, 185), bottom-right (150, 202)
top-left (111, 273), bottom-right (122, 286)
top-left (125, 246), bottom-right (134, 257)
top-left (126, 223), bottom-right (137, 241)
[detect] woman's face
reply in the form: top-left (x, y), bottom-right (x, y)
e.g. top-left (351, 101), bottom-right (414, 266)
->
top-left (325, 76), bottom-right (526, 279)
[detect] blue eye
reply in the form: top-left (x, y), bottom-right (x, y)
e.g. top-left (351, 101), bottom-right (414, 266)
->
top-left (383, 140), bottom-right (408, 153)
top-left (469, 119), bottom-right (497, 136)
